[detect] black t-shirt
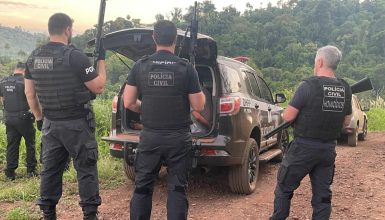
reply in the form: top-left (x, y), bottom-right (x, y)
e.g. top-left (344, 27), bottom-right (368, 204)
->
top-left (25, 42), bottom-right (98, 120)
top-left (126, 50), bottom-right (201, 94)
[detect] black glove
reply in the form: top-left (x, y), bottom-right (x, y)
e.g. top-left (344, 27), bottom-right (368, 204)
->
top-left (96, 39), bottom-right (106, 61)
top-left (36, 120), bottom-right (43, 131)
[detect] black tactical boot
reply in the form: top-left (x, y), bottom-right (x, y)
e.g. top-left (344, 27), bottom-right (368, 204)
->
top-left (27, 170), bottom-right (39, 178)
top-left (83, 211), bottom-right (98, 220)
top-left (41, 206), bottom-right (56, 220)
top-left (5, 169), bottom-right (15, 181)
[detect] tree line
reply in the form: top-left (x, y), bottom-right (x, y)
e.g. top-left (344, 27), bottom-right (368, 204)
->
top-left (1, 0), bottom-right (384, 100)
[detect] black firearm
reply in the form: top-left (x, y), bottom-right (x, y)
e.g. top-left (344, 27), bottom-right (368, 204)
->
top-left (263, 77), bottom-right (373, 140)
top-left (93, 0), bottom-right (107, 68)
top-left (189, 1), bottom-right (198, 67)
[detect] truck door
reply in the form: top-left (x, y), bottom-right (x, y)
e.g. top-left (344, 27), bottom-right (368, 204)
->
top-left (256, 76), bottom-right (281, 146)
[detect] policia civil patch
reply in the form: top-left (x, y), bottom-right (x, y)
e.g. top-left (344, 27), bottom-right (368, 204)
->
top-left (322, 85), bottom-right (345, 112)
top-left (33, 57), bottom-right (54, 70)
top-left (148, 72), bottom-right (174, 87)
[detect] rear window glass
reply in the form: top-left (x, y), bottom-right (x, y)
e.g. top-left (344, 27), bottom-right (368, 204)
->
top-left (220, 64), bottom-right (241, 93)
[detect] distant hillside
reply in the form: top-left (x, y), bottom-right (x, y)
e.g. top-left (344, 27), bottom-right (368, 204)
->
top-left (0, 25), bottom-right (46, 59)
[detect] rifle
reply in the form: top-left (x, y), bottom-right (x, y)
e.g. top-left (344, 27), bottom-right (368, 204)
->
top-left (263, 77), bottom-right (373, 139)
top-left (189, 1), bottom-right (198, 67)
top-left (93, 0), bottom-right (107, 68)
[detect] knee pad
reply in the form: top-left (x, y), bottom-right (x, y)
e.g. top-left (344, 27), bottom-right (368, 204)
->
top-left (134, 187), bottom-right (153, 195)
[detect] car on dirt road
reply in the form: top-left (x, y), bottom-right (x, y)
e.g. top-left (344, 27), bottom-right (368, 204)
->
top-left (341, 94), bottom-right (368, 146)
top-left (97, 27), bottom-right (289, 195)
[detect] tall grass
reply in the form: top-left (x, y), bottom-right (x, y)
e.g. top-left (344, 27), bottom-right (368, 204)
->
top-left (367, 108), bottom-right (385, 131)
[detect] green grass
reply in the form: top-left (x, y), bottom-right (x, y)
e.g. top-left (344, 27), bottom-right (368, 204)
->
top-left (5, 206), bottom-right (40, 220)
top-left (367, 107), bottom-right (385, 131)
top-left (0, 177), bottom-right (40, 202)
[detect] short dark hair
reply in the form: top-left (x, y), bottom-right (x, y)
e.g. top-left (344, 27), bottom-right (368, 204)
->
top-left (48, 13), bottom-right (73, 35)
top-left (15, 62), bottom-right (25, 69)
top-left (153, 20), bottom-right (177, 46)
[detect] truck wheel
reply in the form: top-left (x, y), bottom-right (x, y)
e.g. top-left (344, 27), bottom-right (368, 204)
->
top-left (123, 160), bottom-right (136, 181)
top-left (348, 127), bottom-right (358, 147)
top-left (272, 130), bottom-right (289, 162)
top-left (358, 121), bottom-right (367, 141)
top-left (228, 138), bottom-right (259, 194)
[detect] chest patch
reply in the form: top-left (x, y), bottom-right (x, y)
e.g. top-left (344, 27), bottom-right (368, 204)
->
top-left (33, 57), bottom-right (53, 70)
top-left (148, 72), bottom-right (174, 87)
top-left (322, 85), bottom-right (345, 112)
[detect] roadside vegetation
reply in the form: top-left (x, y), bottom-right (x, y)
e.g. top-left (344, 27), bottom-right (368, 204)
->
top-left (1, 0), bottom-right (385, 218)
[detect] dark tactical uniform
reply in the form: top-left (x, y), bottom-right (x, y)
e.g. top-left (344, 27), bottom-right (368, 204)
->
top-left (127, 50), bottom-right (201, 220)
top-left (25, 42), bottom-right (101, 215)
top-left (271, 76), bottom-right (352, 220)
top-left (0, 74), bottom-right (37, 179)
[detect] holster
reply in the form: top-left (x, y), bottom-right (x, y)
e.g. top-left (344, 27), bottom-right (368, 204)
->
top-left (75, 91), bottom-right (96, 133)
top-left (191, 140), bottom-right (201, 169)
top-left (84, 102), bottom-right (96, 133)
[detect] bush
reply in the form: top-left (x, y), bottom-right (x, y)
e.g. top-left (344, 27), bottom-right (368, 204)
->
top-left (367, 107), bottom-right (385, 132)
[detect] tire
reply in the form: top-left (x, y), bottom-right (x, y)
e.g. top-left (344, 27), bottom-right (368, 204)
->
top-left (228, 138), bottom-right (259, 195)
top-left (348, 127), bottom-right (358, 147)
top-left (123, 160), bottom-right (135, 181)
top-left (358, 120), bottom-right (367, 141)
top-left (272, 129), bottom-right (290, 162)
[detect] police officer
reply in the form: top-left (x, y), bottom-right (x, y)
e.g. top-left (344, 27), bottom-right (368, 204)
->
top-left (124, 20), bottom-right (205, 220)
top-left (0, 62), bottom-right (37, 180)
top-left (24, 13), bottom-right (107, 220)
top-left (270, 45), bottom-right (352, 220)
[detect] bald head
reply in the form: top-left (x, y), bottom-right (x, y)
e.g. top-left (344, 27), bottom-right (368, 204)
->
top-left (315, 45), bottom-right (342, 71)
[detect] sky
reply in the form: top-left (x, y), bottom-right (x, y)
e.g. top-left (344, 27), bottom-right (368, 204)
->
top-left (0, 0), bottom-right (277, 34)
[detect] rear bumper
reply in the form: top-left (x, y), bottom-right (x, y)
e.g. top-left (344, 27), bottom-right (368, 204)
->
top-left (103, 134), bottom-right (246, 166)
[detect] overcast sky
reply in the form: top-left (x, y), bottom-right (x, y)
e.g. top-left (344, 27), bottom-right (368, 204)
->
top-left (0, 0), bottom-right (277, 34)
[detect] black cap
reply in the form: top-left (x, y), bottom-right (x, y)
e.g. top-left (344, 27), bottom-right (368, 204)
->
top-left (16, 62), bottom-right (26, 69)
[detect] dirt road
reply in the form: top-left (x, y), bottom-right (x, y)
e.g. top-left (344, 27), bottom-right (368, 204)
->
top-left (7, 132), bottom-right (385, 219)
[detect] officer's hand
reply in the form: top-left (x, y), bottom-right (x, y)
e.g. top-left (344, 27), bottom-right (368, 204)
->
top-left (36, 120), bottom-right (43, 131)
top-left (97, 39), bottom-right (106, 61)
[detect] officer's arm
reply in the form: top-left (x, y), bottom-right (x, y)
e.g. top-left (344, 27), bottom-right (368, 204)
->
top-left (24, 78), bottom-right (43, 120)
top-left (189, 91), bottom-right (205, 112)
top-left (123, 84), bottom-right (141, 113)
top-left (283, 105), bottom-right (299, 123)
top-left (84, 60), bottom-right (106, 94)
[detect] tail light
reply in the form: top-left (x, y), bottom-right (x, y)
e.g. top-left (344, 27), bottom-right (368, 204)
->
top-left (220, 96), bottom-right (241, 115)
top-left (112, 95), bottom-right (118, 113)
top-left (110, 143), bottom-right (123, 151)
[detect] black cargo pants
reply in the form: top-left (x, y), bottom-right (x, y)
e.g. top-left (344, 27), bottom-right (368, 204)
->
top-left (5, 115), bottom-right (37, 175)
top-left (130, 128), bottom-right (193, 220)
top-left (37, 118), bottom-right (101, 214)
top-left (270, 137), bottom-right (336, 220)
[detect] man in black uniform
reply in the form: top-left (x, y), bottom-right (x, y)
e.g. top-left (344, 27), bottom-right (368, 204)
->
top-left (124, 20), bottom-right (205, 220)
top-left (270, 45), bottom-right (352, 220)
top-left (24, 13), bottom-right (107, 220)
top-left (0, 62), bottom-right (37, 180)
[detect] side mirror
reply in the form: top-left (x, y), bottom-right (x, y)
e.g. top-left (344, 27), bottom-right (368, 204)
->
top-left (362, 107), bottom-right (370, 112)
top-left (275, 93), bottom-right (286, 104)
